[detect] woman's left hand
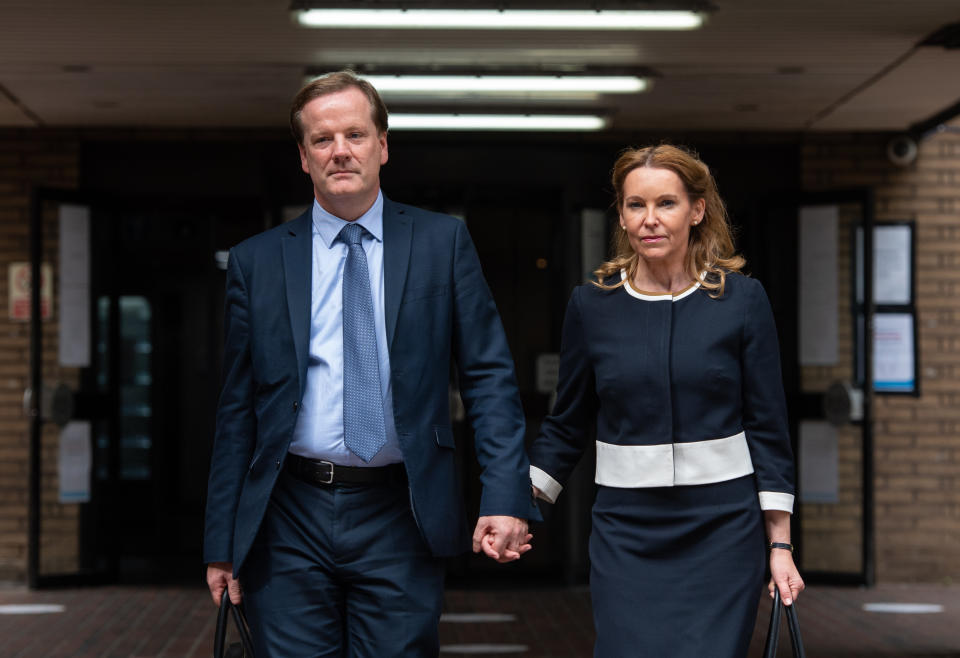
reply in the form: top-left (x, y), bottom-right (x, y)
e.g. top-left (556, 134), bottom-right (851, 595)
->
top-left (768, 548), bottom-right (804, 606)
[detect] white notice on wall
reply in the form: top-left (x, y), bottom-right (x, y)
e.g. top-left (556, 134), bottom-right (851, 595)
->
top-left (799, 420), bottom-right (838, 504)
top-left (798, 205), bottom-right (839, 365)
top-left (873, 225), bottom-right (912, 305)
top-left (58, 204), bottom-right (91, 367)
top-left (58, 421), bottom-right (91, 503)
top-left (874, 313), bottom-right (915, 392)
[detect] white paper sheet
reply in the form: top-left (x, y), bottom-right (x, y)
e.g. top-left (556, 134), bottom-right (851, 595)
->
top-left (799, 420), bottom-right (838, 503)
top-left (873, 225), bottom-right (912, 305)
top-left (874, 313), bottom-right (915, 392)
top-left (58, 421), bottom-right (91, 503)
top-left (798, 205), bottom-right (839, 365)
top-left (581, 208), bottom-right (606, 283)
top-left (58, 204), bottom-right (91, 367)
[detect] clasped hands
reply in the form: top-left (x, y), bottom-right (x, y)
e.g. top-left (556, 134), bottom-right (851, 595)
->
top-left (472, 515), bottom-right (532, 563)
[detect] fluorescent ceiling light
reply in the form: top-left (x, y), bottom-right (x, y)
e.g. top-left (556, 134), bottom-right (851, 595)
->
top-left (388, 114), bottom-right (608, 131)
top-left (295, 9), bottom-right (704, 30)
top-left (361, 75), bottom-right (647, 94)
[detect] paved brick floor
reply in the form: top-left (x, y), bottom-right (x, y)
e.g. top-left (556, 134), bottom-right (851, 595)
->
top-left (0, 582), bottom-right (958, 657)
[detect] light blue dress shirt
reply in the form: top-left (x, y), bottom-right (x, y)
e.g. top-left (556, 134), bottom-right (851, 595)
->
top-left (288, 192), bottom-right (402, 466)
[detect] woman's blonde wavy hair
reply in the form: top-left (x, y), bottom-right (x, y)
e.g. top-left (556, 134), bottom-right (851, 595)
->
top-left (593, 144), bottom-right (744, 297)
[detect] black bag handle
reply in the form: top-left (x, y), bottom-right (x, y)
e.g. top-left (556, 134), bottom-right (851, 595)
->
top-left (762, 590), bottom-right (806, 658)
top-left (214, 590), bottom-right (256, 658)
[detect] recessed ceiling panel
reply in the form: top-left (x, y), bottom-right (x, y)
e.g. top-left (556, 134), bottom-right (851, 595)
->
top-left (810, 49), bottom-right (960, 131)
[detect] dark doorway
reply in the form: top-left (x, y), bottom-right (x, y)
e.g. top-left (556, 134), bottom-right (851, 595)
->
top-left (444, 186), bottom-right (574, 583)
top-left (88, 200), bottom-right (265, 582)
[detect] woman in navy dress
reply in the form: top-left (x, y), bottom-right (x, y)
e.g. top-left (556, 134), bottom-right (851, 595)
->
top-left (529, 144), bottom-right (803, 657)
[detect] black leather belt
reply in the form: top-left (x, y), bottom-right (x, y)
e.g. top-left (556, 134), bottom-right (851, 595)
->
top-left (284, 453), bottom-right (406, 487)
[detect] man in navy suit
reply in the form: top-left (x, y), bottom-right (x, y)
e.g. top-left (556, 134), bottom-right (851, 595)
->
top-left (203, 70), bottom-right (538, 656)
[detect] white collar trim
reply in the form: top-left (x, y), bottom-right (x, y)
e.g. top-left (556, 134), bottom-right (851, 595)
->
top-left (620, 270), bottom-right (701, 302)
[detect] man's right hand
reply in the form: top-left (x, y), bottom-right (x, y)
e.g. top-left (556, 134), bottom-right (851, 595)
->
top-left (206, 562), bottom-right (242, 606)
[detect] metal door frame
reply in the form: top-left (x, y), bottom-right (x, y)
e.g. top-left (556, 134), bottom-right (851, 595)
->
top-left (794, 188), bottom-right (875, 587)
top-left (28, 187), bottom-right (112, 587)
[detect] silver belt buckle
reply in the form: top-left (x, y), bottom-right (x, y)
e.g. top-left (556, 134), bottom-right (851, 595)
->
top-left (318, 460), bottom-right (335, 485)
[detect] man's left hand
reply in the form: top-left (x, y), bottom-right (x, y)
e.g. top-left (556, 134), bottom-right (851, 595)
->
top-left (472, 516), bottom-right (532, 563)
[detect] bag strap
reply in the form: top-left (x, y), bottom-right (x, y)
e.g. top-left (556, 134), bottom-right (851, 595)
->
top-left (762, 590), bottom-right (806, 658)
top-left (230, 598), bottom-right (257, 656)
top-left (214, 592), bottom-right (230, 658)
top-left (784, 595), bottom-right (806, 658)
top-left (215, 591), bottom-right (256, 658)
top-left (762, 591), bottom-right (782, 658)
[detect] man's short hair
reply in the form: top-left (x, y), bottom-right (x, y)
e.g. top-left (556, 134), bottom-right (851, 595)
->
top-left (290, 70), bottom-right (389, 144)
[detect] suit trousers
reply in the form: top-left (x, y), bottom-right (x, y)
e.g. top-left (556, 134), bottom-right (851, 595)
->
top-left (241, 469), bottom-right (445, 658)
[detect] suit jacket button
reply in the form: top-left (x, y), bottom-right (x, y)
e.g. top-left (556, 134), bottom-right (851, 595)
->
top-left (275, 459), bottom-right (281, 469)
top-left (293, 401), bottom-right (299, 411)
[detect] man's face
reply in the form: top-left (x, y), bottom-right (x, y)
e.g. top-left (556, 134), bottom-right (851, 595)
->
top-left (297, 87), bottom-right (388, 218)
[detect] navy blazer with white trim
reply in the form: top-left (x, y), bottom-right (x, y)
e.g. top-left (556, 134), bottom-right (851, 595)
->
top-left (529, 272), bottom-right (795, 507)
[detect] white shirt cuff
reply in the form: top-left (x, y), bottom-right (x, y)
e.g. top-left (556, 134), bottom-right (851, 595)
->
top-left (758, 491), bottom-right (794, 513)
top-left (530, 466), bottom-right (562, 504)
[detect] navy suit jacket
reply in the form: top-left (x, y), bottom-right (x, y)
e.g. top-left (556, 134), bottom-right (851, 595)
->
top-left (203, 197), bottom-right (538, 574)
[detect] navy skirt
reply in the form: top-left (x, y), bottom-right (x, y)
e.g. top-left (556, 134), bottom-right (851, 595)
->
top-left (589, 475), bottom-right (765, 658)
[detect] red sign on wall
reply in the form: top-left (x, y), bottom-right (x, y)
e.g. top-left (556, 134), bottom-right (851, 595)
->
top-left (8, 262), bottom-right (52, 321)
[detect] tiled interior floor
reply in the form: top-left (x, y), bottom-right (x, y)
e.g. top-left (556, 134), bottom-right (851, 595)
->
top-left (0, 582), bottom-right (957, 657)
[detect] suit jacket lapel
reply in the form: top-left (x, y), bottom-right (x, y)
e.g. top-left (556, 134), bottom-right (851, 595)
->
top-left (382, 197), bottom-right (412, 349)
top-left (282, 209), bottom-right (313, 398)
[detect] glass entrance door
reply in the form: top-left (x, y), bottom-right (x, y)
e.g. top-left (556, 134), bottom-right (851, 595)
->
top-left (28, 190), bottom-right (266, 585)
top-left (795, 191), bottom-right (875, 585)
top-left (27, 190), bottom-right (106, 586)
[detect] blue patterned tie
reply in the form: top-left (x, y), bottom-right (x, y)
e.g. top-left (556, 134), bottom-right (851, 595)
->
top-left (339, 223), bottom-right (386, 462)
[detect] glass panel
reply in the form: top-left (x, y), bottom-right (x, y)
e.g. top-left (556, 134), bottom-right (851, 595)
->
top-left (799, 202), bottom-right (864, 575)
top-left (36, 199), bottom-right (82, 576)
top-left (118, 296), bottom-right (152, 480)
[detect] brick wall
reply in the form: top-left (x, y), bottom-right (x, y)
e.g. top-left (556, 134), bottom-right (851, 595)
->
top-left (0, 130), bottom-right (79, 581)
top-left (802, 123), bottom-right (960, 582)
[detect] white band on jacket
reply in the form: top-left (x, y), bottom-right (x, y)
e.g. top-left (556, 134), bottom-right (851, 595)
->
top-left (758, 491), bottom-right (795, 513)
top-left (530, 466), bottom-right (562, 504)
top-left (533, 433), bottom-right (795, 509)
top-left (595, 432), bottom-right (754, 488)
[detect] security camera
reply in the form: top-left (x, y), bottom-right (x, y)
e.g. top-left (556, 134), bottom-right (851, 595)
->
top-left (886, 134), bottom-right (918, 167)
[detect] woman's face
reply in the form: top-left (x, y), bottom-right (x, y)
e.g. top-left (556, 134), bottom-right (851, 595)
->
top-left (619, 166), bottom-right (705, 269)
